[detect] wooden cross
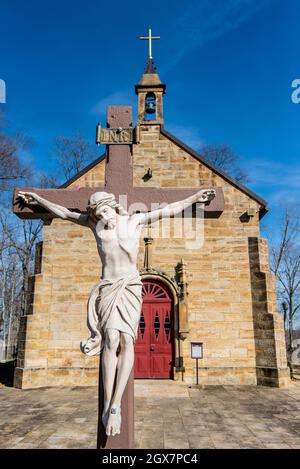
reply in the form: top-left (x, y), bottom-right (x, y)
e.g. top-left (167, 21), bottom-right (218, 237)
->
top-left (139, 28), bottom-right (160, 59)
top-left (13, 106), bottom-right (224, 219)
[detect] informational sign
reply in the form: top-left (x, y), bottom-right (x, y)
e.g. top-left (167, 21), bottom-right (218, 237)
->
top-left (191, 342), bottom-right (203, 359)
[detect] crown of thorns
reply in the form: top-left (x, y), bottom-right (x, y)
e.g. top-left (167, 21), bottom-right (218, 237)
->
top-left (87, 192), bottom-right (128, 215)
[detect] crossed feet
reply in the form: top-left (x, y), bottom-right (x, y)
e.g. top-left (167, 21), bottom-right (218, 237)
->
top-left (102, 404), bottom-right (122, 436)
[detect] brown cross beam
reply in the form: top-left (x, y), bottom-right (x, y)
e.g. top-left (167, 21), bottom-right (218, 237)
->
top-left (12, 106), bottom-right (224, 220)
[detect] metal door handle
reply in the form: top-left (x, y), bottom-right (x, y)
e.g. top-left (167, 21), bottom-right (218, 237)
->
top-left (150, 346), bottom-right (155, 351)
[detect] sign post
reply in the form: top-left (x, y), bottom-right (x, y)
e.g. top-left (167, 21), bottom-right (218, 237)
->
top-left (191, 342), bottom-right (203, 385)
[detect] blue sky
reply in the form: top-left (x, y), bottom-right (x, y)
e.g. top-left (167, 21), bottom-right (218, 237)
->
top-left (0, 0), bottom-right (299, 235)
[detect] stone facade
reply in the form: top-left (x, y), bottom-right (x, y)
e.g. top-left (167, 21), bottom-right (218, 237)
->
top-left (14, 58), bottom-right (289, 389)
top-left (14, 122), bottom-right (289, 388)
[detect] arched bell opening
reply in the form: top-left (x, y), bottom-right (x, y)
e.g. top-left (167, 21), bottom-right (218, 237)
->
top-left (144, 92), bottom-right (156, 121)
top-left (135, 274), bottom-right (179, 379)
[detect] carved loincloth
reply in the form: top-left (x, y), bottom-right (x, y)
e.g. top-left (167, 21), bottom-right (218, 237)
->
top-left (80, 271), bottom-right (143, 356)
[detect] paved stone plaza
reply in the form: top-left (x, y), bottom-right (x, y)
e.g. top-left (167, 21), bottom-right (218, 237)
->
top-left (0, 380), bottom-right (300, 449)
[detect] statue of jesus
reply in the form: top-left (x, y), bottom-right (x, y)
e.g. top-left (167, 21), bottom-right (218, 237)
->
top-left (18, 188), bottom-right (215, 436)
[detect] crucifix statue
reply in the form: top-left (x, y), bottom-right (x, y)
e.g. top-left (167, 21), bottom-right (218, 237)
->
top-left (18, 186), bottom-right (215, 436)
top-left (13, 106), bottom-right (223, 445)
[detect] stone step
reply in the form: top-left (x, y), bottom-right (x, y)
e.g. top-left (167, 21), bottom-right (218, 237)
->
top-left (292, 365), bottom-right (300, 378)
top-left (134, 379), bottom-right (190, 398)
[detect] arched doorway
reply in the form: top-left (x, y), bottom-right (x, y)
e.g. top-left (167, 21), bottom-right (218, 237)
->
top-left (135, 279), bottom-right (174, 379)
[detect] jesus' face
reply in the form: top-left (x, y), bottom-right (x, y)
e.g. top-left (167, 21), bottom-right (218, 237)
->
top-left (95, 204), bottom-right (117, 228)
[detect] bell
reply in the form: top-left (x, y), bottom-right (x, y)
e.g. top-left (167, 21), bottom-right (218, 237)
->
top-left (145, 101), bottom-right (156, 114)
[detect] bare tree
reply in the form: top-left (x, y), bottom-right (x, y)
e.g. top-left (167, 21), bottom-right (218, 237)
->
top-left (0, 131), bottom-right (98, 360)
top-left (199, 144), bottom-right (249, 183)
top-left (0, 222), bottom-right (22, 359)
top-left (0, 111), bottom-right (41, 360)
top-left (2, 216), bottom-right (42, 312)
top-left (0, 127), bottom-right (32, 189)
top-left (38, 174), bottom-right (59, 189)
top-left (0, 211), bottom-right (43, 360)
top-left (277, 251), bottom-right (300, 351)
top-left (270, 211), bottom-right (300, 353)
top-left (271, 212), bottom-right (298, 277)
top-left (52, 134), bottom-right (99, 181)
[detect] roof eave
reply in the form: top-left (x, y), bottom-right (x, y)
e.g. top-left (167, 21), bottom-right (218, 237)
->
top-left (59, 152), bottom-right (106, 188)
top-left (135, 83), bottom-right (166, 94)
top-left (161, 126), bottom-right (268, 213)
top-left (59, 129), bottom-right (268, 219)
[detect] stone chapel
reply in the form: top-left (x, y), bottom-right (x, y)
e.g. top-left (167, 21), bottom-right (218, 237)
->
top-left (13, 56), bottom-right (289, 389)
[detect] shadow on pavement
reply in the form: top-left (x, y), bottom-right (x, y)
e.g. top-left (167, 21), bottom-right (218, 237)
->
top-left (0, 361), bottom-right (15, 387)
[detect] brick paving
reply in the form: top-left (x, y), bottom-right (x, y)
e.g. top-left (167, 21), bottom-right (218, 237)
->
top-left (0, 381), bottom-right (300, 449)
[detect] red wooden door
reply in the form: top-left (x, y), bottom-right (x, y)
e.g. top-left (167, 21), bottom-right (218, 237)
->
top-left (135, 281), bottom-right (174, 379)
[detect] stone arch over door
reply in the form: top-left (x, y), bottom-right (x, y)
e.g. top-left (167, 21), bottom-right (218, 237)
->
top-left (134, 275), bottom-right (179, 379)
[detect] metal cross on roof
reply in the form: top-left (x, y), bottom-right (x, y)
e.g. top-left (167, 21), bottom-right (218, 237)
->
top-left (139, 27), bottom-right (160, 59)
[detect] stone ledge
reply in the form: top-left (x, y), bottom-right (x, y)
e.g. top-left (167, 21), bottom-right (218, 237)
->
top-left (256, 366), bottom-right (290, 388)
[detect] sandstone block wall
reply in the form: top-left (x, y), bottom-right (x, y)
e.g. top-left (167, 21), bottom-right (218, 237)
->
top-left (14, 125), bottom-right (289, 388)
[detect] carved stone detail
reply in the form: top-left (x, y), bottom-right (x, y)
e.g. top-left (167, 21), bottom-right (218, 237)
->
top-left (141, 232), bottom-right (190, 341)
top-left (175, 258), bottom-right (190, 340)
top-left (143, 236), bottom-right (154, 271)
top-left (96, 124), bottom-right (138, 145)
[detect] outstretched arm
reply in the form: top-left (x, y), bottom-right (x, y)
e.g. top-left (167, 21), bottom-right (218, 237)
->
top-left (18, 191), bottom-right (89, 226)
top-left (133, 188), bottom-right (216, 225)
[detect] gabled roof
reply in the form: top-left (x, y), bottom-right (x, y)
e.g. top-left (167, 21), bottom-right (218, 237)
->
top-left (161, 127), bottom-right (268, 213)
top-left (59, 153), bottom-right (106, 189)
top-left (59, 129), bottom-right (268, 217)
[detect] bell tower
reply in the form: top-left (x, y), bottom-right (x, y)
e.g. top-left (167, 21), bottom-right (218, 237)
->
top-left (135, 28), bottom-right (166, 125)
